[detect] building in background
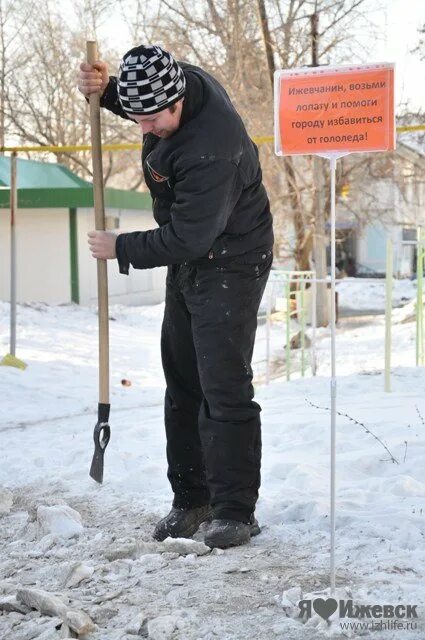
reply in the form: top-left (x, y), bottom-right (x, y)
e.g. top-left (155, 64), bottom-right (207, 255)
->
top-left (329, 139), bottom-right (425, 278)
top-left (0, 157), bottom-right (165, 305)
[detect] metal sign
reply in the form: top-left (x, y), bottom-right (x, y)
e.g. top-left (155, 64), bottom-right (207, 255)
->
top-left (274, 62), bottom-right (395, 156)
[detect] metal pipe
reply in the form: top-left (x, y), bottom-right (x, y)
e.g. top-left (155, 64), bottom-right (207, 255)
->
top-left (10, 152), bottom-right (17, 357)
top-left (300, 280), bottom-right (306, 376)
top-left (417, 228), bottom-right (424, 366)
top-left (265, 282), bottom-right (272, 385)
top-left (385, 238), bottom-right (393, 391)
top-left (329, 155), bottom-right (337, 595)
top-left (286, 278), bottom-right (291, 381)
top-left (312, 273), bottom-right (317, 376)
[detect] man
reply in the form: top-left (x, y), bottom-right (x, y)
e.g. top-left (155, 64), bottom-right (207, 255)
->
top-left (78, 44), bottom-right (273, 549)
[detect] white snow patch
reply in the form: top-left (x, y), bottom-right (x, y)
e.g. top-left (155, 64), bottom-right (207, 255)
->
top-left (160, 537), bottom-right (210, 556)
top-left (335, 277), bottom-right (416, 312)
top-left (147, 613), bottom-right (186, 639)
top-left (36, 504), bottom-right (83, 539)
top-left (1, 300), bottom-right (425, 639)
top-left (0, 488), bottom-right (13, 515)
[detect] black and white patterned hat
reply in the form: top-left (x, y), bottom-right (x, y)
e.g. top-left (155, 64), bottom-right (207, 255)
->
top-left (117, 45), bottom-right (186, 115)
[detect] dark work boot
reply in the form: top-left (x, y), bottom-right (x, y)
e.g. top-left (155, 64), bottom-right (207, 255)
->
top-left (204, 514), bottom-right (261, 549)
top-left (153, 505), bottom-right (213, 542)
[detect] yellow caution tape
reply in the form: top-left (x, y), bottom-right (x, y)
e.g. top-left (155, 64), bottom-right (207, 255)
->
top-left (1, 125), bottom-right (423, 154)
top-left (253, 136), bottom-right (274, 145)
top-left (397, 125), bottom-right (425, 133)
top-left (0, 143), bottom-right (142, 153)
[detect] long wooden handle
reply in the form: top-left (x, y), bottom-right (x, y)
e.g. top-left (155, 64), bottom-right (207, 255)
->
top-left (87, 40), bottom-right (109, 405)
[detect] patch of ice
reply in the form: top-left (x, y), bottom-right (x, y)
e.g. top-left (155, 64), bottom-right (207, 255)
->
top-left (160, 537), bottom-right (210, 556)
top-left (147, 614), bottom-right (182, 639)
top-left (37, 504), bottom-right (83, 539)
top-left (0, 488), bottom-right (13, 515)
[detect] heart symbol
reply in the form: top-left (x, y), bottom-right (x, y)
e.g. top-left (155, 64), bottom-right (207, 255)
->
top-left (313, 598), bottom-right (338, 620)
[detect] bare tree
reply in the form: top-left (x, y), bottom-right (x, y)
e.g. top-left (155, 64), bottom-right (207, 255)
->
top-left (9, 0), bottom-right (417, 256)
top-left (117, 0), bottom-right (163, 44)
top-left (74, 0), bottom-right (115, 38)
top-left (3, 0), bottom-right (146, 189)
top-left (117, 0), bottom-right (389, 273)
top-left (255, 0), bottom-right (389, 274)
top-left (0, 0), bottom-right (35, 151)
top-left (412, 20), bottom-right (425, 61)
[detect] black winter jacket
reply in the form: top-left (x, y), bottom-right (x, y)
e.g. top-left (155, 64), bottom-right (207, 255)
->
top-left (99, 62), bottom-right (274, 272)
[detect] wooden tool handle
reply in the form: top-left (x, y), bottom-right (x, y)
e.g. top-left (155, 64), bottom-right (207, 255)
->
top-left (87, 40), bottom-right (109, 405)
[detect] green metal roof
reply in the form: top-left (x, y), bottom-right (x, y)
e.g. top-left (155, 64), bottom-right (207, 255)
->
top-left (0, 156), bottom-right (152, 210)
top-left (0, 156), bottom-right (90, 189)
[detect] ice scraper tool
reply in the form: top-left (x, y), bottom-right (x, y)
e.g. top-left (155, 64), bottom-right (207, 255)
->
top-left (87, 41), bottom-right (111, 483)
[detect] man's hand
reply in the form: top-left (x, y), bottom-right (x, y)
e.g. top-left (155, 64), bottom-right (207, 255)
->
top-left (78, 61), bottom-right (109, 98)
top-left (88, 230), bottom-right (119, 260)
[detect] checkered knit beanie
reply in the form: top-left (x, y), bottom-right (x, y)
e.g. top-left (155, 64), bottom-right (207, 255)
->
top-left (117, 45), bottom-right (186, 115)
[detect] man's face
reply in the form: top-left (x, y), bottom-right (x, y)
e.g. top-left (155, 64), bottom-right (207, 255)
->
top-left (132, 99), bottom-right (184, 138)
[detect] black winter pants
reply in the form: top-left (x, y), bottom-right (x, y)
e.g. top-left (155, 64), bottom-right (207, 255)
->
top-left (161, 249), bottom-right (272, 523)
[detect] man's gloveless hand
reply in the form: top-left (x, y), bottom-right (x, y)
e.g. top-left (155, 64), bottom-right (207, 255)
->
top-left (78, 61), bottom-right (109, 98)
top-left (88, 230), bottom-right (120, 260)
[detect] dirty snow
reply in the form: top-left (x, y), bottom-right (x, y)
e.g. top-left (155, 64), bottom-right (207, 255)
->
top-left (0, 277), bottom-right (425, 639)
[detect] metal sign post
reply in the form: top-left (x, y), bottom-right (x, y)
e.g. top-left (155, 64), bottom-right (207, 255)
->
top-left (329, 153), bottom-right (337, 593)
top-left (316, 151), bottom-right (347, 593)
top-left (274, 62), bottom-right (395, 596)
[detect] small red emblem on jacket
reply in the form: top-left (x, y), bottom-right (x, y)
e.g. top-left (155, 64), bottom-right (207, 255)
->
top-left (147, 161), bottom-right (168, 183)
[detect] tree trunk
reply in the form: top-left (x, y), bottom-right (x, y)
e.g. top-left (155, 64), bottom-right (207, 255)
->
top-left (313, 156), bottom-right (329, 325)
top-left (256, 0), bottom-right (311, 272)
top-left (311, 11), bottom-right (328, 325)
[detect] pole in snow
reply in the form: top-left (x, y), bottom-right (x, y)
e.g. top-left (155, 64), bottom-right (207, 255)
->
top-left (274, 61), bottom-right (395, 596)
top-left (416, 227), bottom-right (424, 367)
top-left (384, 238), bottom-right (393, 392)
top-left (329, 154), bottom-right (337, 594)
top-left (1, 152), bottom-right (27, 371)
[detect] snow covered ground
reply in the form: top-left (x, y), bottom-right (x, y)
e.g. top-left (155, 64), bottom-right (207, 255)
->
top-left (1, 278), bottom-right (425, 639)
top-left (335, 277), bottom-right (416, 313)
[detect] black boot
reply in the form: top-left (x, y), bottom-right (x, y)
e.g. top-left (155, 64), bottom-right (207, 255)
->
top-left (153, 505), bottom-right (213, 542)
top-left (204, 515), bottom-right (261, 549)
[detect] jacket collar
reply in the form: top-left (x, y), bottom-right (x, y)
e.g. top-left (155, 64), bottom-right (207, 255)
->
top-left (179, 67), bottom-right (204, 127)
